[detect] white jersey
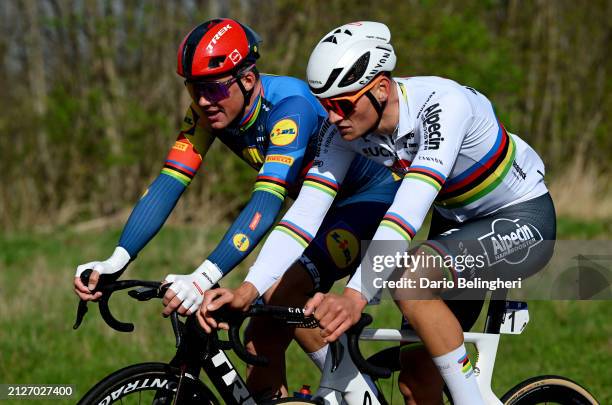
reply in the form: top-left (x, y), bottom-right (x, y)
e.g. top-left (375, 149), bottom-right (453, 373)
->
top-left (245, 76), bottom-right (548, 299)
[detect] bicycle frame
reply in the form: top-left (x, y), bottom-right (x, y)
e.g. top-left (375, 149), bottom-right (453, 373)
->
top-left (365, 330), bottom-right (502, 404)
top-left (199, 346), bottom-right (257, 405)
top-left (316, 291), bottom-right (517, 405)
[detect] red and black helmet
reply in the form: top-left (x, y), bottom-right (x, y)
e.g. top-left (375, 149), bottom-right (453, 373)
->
top-left (177, 18), bottom-right (261, 79)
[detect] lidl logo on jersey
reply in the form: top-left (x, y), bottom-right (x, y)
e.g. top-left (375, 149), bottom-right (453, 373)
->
top-left (478, 218), bottom-right (543, 266)
top-left (232, 233), bottom-right (250, 252)
top-left (326, 228), bottom-right (359, 268)
top-left (270, 119), bottom-right (298, 146)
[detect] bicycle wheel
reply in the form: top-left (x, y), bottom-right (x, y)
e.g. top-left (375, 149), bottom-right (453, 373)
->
top-left (78, 362), bottom-right (218, 405)
top-left (501, 375), bottom-right (598, 405)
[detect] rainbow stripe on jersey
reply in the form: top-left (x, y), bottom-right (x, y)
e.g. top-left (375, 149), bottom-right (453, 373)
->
top-left (303, 173), bottom-right (339, 197)
top-left (404, 165), bottom-right (447, 192)
top-left (275, 220), bottom-right (314, 248)
top-left (253, 174), bottom-right (288, 201)
top-left (162, 134), bottom-right (202, 186)
top-left (380, 212), bottom-right (417, 241)
top-left (239, 87), bottom-right (263, 131)
top-left (436, 122), bottom-right (515, 209)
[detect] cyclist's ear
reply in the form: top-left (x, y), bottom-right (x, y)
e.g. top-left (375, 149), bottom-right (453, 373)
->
top-left (375, 75), bottom-right (392, 103)
top-left (240, 70), bottom-right (257, 92)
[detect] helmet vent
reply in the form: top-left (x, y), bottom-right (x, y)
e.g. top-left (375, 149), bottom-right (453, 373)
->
top-left (208, 55), bottom-right (226, 69)
top-left (322, 28), bottom-right (353, 45)
top-left (310, 67), bottom-right (343, 95)
top-left (322, 35), bottom-right (338, 44)
top-left (338, 52), bottom-right (370, 88)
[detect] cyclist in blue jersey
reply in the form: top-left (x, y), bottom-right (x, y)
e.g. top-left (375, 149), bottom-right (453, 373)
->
top-left (73, 18), bottom-right (400, 398)
top-left (199, 21), bottom-right (556, 404)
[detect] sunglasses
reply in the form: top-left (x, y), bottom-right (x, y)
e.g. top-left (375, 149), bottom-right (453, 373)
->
top-left (319, 75), bottom-right (384, 119)
top-left (185, 76), bottom-right (238, 104)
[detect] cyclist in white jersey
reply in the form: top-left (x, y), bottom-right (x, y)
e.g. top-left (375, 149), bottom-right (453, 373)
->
top-left (199, 22), bottom-right (556, 404)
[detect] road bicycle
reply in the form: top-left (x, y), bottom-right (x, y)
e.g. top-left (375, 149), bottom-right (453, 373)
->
top-left (316, 288), bottom-right (599, 404)
top-left (74, 272), bottom-right (598, 404)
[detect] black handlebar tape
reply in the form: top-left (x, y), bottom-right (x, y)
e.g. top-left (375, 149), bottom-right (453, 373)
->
top-left (346, 314), bottom-right (392, 379)
top-left (228, 320), bottom-right (269, 367)
top-left (98, 294), bottom-right (134, 332)
top-left (95, 280), bottom-right (160, 333)
top-left (80, 269), bottom-right (93, 287)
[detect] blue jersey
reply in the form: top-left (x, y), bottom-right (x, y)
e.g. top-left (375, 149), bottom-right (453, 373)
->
top-left (167, 74), bottom-right (395, 202)
top-left (118, 74), bottom-right (399, 275)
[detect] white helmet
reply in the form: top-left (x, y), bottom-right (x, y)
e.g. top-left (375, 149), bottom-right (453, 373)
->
top-left (307, 21), bottom-right (396, 99)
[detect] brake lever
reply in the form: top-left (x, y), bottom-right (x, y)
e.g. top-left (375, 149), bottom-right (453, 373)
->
top-left (170, 312), bottom-right (182, 348)
top-left (75, 269), bottom-right (161, 332)
top-left (73, 300), bottom-right (89, 330)
top-left (73, 269), bottom-right (94, 330)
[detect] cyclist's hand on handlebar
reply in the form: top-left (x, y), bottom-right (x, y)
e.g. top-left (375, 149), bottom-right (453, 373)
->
top-left (196, 288), bottom-right (235, 333)
top-left (162, 260), bottom-right (222, 317)
top-left (196, 283), bottom-right (258, 333)
top-left (74, 247), bottom-right (131, 301)
top-left (304, 289), bottom-right (367, 343)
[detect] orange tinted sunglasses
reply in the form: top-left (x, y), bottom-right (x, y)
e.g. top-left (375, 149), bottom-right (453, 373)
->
top-left (320, 75), bottom-right (385, 118)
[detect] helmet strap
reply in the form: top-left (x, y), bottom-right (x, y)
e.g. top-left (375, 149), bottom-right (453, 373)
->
top-left (233, 74), bottom-right (255, 131)
top-left (364, 91), bottom-right (387, 135)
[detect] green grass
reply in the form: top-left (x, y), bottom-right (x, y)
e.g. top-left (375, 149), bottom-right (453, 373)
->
top-left (556, 216), bottom-right (612, 240)
top-left (0, 219), bottom-right (610, 404)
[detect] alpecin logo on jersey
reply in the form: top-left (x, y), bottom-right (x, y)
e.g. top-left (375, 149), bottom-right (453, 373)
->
top-left (478, 218), bottom-right (543, 266)
top-left (422, 103), bottom-right (444, 150)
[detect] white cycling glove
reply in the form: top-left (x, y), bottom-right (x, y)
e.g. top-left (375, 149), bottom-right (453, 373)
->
top-left (75, 246), bottom-right (131, 289)
top-left (164, 260), bottom-right (223, 314)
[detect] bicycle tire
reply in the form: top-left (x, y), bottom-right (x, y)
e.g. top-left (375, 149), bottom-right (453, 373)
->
top-left (501, 375), bottom-right (598, 405)
top-left (77, 362), bottom-right (219, 405)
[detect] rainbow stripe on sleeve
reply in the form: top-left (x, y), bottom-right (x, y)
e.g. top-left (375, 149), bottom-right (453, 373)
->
top-left (274, 220), bottom-right (314, 248)
top-left (404, 165), bottom-right (447, 192)
top-left (303, 173), bottom-right (339, 197)
top-left (436, 122), bottom-right (515, 209)
top-left (253, 175), bottom-right (288, 201)
top-left (161, 134), bottom-right (202, 186)
top-left (380, 212), bottom-right (417, 241)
